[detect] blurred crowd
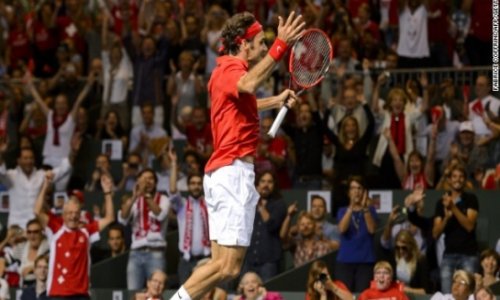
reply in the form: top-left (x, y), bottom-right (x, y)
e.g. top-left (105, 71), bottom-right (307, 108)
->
top-left (0, 0), bottom-right (497, 299)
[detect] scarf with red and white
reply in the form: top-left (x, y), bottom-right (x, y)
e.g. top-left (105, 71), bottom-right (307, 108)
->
top-left (52, 112), bottom-right (68, 145)
top-left (135, 193), bottom-right (162, 239)
top-left (183, 196), bottom-right (210, 260)
top-left (403, 173), bottom-right (428, 190)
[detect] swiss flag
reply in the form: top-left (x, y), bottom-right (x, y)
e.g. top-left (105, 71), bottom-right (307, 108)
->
top-left (471, 100), bottom-right (484, 116)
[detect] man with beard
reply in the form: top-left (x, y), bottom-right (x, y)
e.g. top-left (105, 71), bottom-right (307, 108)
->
top-left (432, 164), bottom-right (479, 293)
top-left (168, 148), bottom-right (210, 284)
top-left (119, 169), bottom-right (171, 290)
top-left (243, 171), bottom-right (287, 281)
top-left (281, 211), bottom-right (335, 267)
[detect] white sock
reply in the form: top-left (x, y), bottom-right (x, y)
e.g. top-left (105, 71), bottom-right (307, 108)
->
top-left (171, 285), bottom-right (192, 300)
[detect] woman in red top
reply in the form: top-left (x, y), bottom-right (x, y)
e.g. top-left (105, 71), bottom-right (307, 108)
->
top-left (306, 260), bottom-right (353, 300)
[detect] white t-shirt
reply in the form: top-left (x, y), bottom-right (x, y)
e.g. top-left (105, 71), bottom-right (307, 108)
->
top-left (102, 48), bottom-right (133, 104)
top-left (468, 95), bottom-right (500, 136)
top-left (397, 4), bottom-right (430, 58)
top-left (42, 110), bottom-right (75, 167)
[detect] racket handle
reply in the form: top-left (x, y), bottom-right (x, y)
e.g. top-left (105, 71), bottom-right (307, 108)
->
top-left (268, 106), bottom-right (289, 138)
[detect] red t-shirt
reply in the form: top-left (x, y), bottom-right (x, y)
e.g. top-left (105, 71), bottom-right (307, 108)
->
top-left (32, 21), bottom-right (58, 51)
top-left (469, 0), bottom-right (492, 42)
top-left (186, 123), bottom-right (213, 153)
top-left (358, 281), bottom-right (409, 300)
top-left (205, 56), bottom-right (259, 173)
top-left (46, 213), bottom-right (99, 297)
top-left (7, 28), bottom-right (30, 68)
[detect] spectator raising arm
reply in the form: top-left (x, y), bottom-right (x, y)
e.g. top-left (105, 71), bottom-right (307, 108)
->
top-left (33, 171), bottom-right (54, 228)
top-left (98, 174), bottom-right (116, 230)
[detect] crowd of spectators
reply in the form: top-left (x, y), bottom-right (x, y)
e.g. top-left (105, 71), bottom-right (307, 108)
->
top-left (0, 0), bottom-right (497, 298)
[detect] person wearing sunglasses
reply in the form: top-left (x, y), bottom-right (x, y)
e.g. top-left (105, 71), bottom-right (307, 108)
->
top-left (388, 230), bottom-right (430, 295)
top-left (15, 219), bottom-right (49, 287)
top-left (430, 270), bottom-right (475, 300)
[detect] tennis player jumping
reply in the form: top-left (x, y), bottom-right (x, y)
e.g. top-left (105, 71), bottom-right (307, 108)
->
top-left (171, 11), bottom-right (305, 300)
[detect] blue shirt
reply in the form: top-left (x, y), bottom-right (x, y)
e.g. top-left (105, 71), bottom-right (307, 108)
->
top-left (336, 206), bottom-right (378, 263)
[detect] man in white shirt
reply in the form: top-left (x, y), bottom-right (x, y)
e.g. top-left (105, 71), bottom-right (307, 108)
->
top-left (118, 169), bottom-right (170, 290)
top-left (168, 148), bottom-right (209, 285)
top-left (129, 103), bottom-right (168, 166)
top-left (468, 75), bottom-right (500, 137)
top-left (0, 146), bottom-right (72, 229)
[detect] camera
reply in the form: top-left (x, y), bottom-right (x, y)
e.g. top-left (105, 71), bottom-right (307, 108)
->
top-left (317, 273), bottom-right (328, 283)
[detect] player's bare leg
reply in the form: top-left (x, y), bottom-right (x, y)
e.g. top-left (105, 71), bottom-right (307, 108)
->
top-left (171, 244), bottom-right (246, 300)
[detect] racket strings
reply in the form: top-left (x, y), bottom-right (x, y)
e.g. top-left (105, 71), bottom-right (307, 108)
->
top-left (290, 30), bottom-right (332, 88)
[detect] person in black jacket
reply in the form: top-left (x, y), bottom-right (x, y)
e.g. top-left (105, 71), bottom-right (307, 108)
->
top-left (388, 230), bottom-right (430, 295)
top-left (243, 171), bottom-right (287, 281)
top-left (21, 255), bottom-right (48, 300)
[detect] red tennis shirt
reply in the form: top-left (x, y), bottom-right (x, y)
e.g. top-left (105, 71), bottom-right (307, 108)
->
top-left (46, 212), bottom-right (99, 297)
top-left (205, 56), bottom-right (259, 173)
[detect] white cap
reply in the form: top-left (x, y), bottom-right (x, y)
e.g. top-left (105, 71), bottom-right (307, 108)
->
top-left (459, 121), bottom-right (475, 133)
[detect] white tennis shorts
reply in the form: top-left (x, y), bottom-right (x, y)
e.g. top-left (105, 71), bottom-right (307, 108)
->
top-left (203, 159), bottom-right (259, 246)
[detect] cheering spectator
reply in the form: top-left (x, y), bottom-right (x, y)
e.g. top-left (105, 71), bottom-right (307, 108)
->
top-left (306, 260), bottom-right (353, 300)
top-left (12, 219), bottom-right (49, 287)
top-left (468, 75), bottom-right (500, 137)
top-left (235, 272), bottom-right (283, 300)
top-left (0, 140), bottom-right (71, 228)
top-left (430, 270), bottom-right (475, 300)
top-left (386, 230), bottom-right (430, 294)
top-left (100, 13), bottom-right (133, 131)
top-left (85, 154), bottom-right (115, 192)
top-left (281, 210), bottom-right (335, 267)
top-left (95, 110), bottom-right (128, 148)
top-left (358, 261), bottom-right (409, 300)
top-left (256, 117), bottom-right (293, 189)
top-left (169, 147), bottom-right (210, 284)
top-left (477, 249), bottom-right (500, 288)
top-left (463, 0), bottom-right (492, 66)
top-left (432, 164), bottom-right (479, 293)
top-left (201, 5), bottom-right (228, 76)
top-left (119, 169), bottom-right (170, 290)
top-left (20, 255), bottom-right (49, 300)
top-left (118, 153), bottom-right (143, 192)
top-left (336, 176), bottom-right (378, 292)
top-left (34, 172), bottom-right (115, 299)
top-left (309, 195), bottom-right (340, 250)
top-left (129, 103), bottom-right (168, 166)
top-left (245, 171), bottom-right (287, 281)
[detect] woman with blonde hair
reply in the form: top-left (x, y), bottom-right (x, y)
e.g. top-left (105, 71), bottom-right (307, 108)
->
top-left (372, 73), bottom-right (429, 189)
top-left (306, 260), bottom-right (353, 300)
top-left (235, 272), bottom-right (282, 300)
top-left (390, 230), bottom-right (430, 294)
top-left (431, 270), bottom-right (475, 300)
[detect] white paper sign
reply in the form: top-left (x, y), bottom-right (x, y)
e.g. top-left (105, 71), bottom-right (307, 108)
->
top-left (102, 140), bottom-right (123, 160)
top-left (112, 290), bottom-right (123, 300)
top-left (368, 190), bottom-right (393, 213)
top-left (307, 190), bottom-right (332, 213)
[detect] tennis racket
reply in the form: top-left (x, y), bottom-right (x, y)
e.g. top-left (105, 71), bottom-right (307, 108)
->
top-left (268, 28), bottom-right (333, 137)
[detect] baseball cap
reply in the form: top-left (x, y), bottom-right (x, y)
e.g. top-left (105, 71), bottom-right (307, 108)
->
top-left (69, 190), bottom-right (85, 204)
top-left (459, 121), bottom-right (474, 133)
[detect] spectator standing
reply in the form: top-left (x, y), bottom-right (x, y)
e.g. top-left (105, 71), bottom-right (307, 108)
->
top-left (0, 143), bottom-right (71, 228)
top-left (34, 172), bottom-right (115, 299)
top-left (169, 148), bottom-right (210, 284)
top-left (468, 75), bottom-right (500, 137)
top-left (100, 13), bottom-right (133, 131)
top-left (432, 165), bottom-right (479, 293)
top-left (463, 0), bottom-right (492, 66)
top-left (244, 171), bottom-right (287, 281)
top-left (119, 169), bottom-right (170, 290)
top-left (336, 176), bottom-right (378, 292)
top-left (128, 103), bottom-right (168, 166)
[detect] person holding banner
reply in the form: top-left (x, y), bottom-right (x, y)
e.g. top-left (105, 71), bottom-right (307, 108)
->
top-left (170, 11), bottom-right (304, 300)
